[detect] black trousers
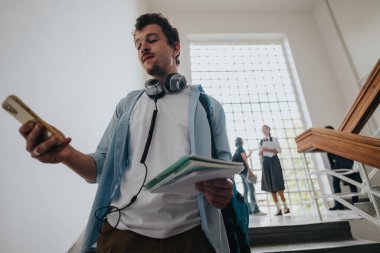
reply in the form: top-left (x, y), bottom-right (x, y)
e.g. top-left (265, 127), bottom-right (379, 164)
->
top-left (332, 172), bottom-right (362, 205)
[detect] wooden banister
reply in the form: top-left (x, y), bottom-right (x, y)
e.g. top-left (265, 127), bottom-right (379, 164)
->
top-left (295, 128), bottom-right (380, 169)
top-left (338, 58), bottom-right (380, 134)
top-left (296, 58), bottom-right (380, 168)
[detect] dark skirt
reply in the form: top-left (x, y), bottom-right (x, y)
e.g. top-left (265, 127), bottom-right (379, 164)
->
top-left (261, 155), bottom-right (285, 192)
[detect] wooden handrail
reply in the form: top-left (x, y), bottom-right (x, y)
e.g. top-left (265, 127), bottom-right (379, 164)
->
top-left (338, 58), bottom-right (380, 134)
top-left (295, 128), bottom-right (380, 169)
top-left (296, 58), bottom-right (380, 169)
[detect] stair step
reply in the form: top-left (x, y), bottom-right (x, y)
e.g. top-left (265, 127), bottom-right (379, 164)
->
top-left (355, 186), bottom-right (380, 216)
top-left (355, 202), bottom-right (376, 216)
top-left (251, 239), bottom-right (380, 253)
top-left (249, 221), bottom-right (352, 245)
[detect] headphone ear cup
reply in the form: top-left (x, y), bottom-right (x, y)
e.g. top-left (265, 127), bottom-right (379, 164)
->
top-left (165, 73), bottom-right (187, 92)
top-left (145, 79), bottom-right (165, 99)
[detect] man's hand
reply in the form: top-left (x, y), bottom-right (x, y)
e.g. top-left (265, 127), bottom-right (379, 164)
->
top-left (19, 121), bottom-right (97, 182)
top-left (19, 121), bottom-right (72, 163)
top-left (195, 178), bottom-right (233, 209)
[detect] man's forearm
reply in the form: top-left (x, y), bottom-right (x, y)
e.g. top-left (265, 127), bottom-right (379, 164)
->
top-left (62, 146), bottom-right (97, 182)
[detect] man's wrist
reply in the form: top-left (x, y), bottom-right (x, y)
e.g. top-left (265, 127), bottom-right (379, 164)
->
top-left (61, 145), bottom-right (75, 164)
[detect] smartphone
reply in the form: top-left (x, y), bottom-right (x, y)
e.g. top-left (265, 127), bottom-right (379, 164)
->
top-left (2, 95), bottom-right (65, 142)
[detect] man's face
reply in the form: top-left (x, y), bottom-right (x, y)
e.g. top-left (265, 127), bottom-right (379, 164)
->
top-left (134, 24), bottom-right (179, 78)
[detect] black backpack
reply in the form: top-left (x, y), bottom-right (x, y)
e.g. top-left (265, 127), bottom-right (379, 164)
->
top-left (199, 93), bottom-right (251, 253)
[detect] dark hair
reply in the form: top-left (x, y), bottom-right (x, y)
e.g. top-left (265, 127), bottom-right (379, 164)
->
top-left (262, 124), bottom-right (271, 131)
top-left (261, 124), bottom-right (273, 144)
top-left (325, 125), bottom-right (334, 130)
top-left (134, 13), bottom-right (180, 65)
top-left (235, 137), bottom-right (243, 147)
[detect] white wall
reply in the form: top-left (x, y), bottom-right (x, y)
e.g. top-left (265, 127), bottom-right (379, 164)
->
top-left (329, 0), bottom-right (380, 83)
top-left (0, 0), bottom-right (147, 252)
top-left (313, 0), bottom-right (380, 130)
top-left (332, 0), bottom-right (380, 130)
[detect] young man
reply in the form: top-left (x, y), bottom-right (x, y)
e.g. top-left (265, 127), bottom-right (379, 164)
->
top-left (20, 13), bottom-right (233, 252)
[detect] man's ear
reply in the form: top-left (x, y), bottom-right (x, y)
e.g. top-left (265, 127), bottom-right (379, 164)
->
top-left (173, 42), bottom-right (181, 58)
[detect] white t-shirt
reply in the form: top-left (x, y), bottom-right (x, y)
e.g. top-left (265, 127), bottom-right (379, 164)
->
top-left (261, 137), bottom-right (281, 157)
top-left (107, 87), bottom-right (201, 238)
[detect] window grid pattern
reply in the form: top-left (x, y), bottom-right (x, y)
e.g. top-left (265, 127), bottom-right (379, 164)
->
top-left (189, 42), bottom-right (320, 215)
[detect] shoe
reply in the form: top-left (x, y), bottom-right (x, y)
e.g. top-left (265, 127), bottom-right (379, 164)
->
top-left (254, 211), bottom-right (267, 216)
top-left (283, 208), bottom-right (290, 214)
top-left (329, 205), bottom-right (345, 211)
top-left (274, 209), bottom-right (282, 216)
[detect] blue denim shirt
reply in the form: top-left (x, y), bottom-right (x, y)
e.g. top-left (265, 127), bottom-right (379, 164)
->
top-left (81, 86), bottom-right (231, 253)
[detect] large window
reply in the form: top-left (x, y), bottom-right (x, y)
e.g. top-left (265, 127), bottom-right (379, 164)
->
top-left (190, 42), bottom-right (319, 215)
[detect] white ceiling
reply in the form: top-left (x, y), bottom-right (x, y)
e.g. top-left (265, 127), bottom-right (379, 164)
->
top-left (146, 0), bottom-right (319, 12)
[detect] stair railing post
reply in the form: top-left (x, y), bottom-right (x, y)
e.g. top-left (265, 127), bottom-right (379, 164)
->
top-left (358, 162), bottom-right (380, 220)
top-left (302, 153), bottom-right (323, 221)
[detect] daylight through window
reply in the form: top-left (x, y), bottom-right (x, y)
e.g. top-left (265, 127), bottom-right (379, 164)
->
top-left (189, 42), bottom-right (319, 215)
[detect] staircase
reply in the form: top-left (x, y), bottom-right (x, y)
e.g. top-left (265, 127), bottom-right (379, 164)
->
top-left (249, 221), bottom-right (380, 252)
top-left (289, 58), bottom-right (380, 251)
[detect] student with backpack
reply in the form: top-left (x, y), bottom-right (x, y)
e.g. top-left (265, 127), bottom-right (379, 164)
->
top-left (232, 137), bottom-right (266, 216)
top-left (18, 13), bottom-right (235, 253)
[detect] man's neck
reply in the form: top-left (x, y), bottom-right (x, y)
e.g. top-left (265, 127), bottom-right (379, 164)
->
top-left (152, 72), bottom-right (178, 88)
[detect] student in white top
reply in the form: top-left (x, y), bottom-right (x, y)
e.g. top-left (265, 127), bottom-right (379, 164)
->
top-left (259, 124), bottom-right (290, 216)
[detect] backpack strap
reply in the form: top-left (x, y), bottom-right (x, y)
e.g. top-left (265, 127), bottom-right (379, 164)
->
top-left (198, 92), bottom-right (251, 253)
top-left (198, 93), bottom-right (217, 158)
